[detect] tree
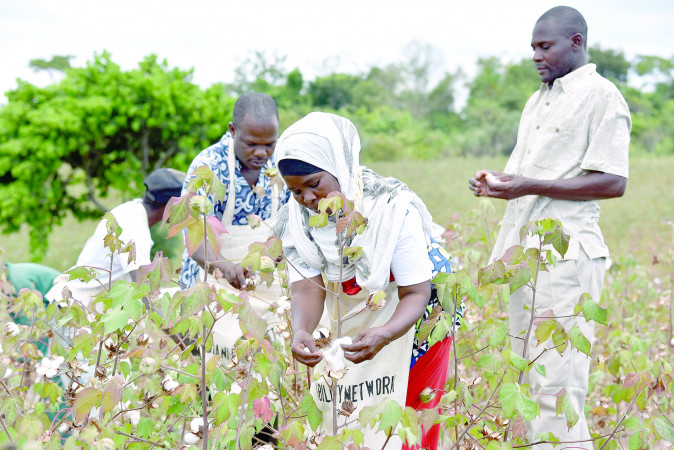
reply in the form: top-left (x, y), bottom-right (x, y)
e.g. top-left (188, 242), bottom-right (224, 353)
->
top-left (28, 55), bottom-right (74, 81)
top-left (0, 52), bottom-right (234, 259)
top-left (589, 45), bottom-right (631, 84)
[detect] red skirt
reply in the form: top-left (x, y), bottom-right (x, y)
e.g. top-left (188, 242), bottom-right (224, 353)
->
top-left (403, 336), bottom-right (453, 450)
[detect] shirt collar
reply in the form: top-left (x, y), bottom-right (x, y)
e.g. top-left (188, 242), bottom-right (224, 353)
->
top-left (540, 63), bottom-right (596, 94)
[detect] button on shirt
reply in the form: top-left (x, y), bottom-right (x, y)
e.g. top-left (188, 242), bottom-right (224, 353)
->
top-left (490, 64), bottom-right (631, 262)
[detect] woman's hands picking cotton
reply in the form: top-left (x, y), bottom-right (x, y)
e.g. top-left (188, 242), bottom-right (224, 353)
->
top-left (291, 329), bottom-right (323, 367)
top-left (340, 327), bottom-right (393, 364)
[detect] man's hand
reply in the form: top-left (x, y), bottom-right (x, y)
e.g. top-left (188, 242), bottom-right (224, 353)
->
top-left (220, 261), bottom-right (249, 290)
top-left (469, 170), bottom-right (524, 200)
top-left (291, 329), bottom-right (323, 367)
top-left (341, 327), bottom-right (393, 364)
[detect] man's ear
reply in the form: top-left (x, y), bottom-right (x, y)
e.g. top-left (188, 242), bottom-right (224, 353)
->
top-left (228, 121), bottom-right (235, 136)
top-left (571, 33), bottom-right (584, 51)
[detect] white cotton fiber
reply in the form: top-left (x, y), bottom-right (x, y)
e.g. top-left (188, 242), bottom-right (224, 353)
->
top-left (322, 337), bottom-right (353, 371)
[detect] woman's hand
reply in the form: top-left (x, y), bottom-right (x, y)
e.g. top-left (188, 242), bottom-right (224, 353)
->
top-left (291, 329), bottom-right (323, 367)
top-left (341, 327), bottom-right (393, 364)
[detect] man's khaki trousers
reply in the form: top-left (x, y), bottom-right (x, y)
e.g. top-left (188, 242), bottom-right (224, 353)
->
top-left (509, 248), bottom-right (605, 449)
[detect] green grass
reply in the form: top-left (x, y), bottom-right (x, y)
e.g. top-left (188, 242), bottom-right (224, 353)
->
top-left (1, 155), bottom-right (672, 271)
top-left (369, 155), bottom-right (674, 267)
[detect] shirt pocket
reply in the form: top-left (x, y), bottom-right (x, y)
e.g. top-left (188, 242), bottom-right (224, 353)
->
top-left (531, 125), bottom-right (586, 171)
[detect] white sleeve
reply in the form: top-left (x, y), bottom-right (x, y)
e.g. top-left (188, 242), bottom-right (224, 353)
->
top-left (390, 206), bottom-right (432, 286)
top-left (287, 261), bottom-right (321, 285)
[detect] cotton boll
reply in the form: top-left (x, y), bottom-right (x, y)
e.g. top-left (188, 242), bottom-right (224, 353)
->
top-left (322, 337), bottom-right (352, 371)
top-left (485, 173), bottom-right (505, 187)
top-left (184, 433), bottom-right (200, 444)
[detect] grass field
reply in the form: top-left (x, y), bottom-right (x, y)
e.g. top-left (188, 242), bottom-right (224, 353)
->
top-left (1, 155), bottom-right (672, 271)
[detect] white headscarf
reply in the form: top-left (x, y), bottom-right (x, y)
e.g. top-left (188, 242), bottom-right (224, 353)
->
top-left (274, 112), bottom-right (433, 292)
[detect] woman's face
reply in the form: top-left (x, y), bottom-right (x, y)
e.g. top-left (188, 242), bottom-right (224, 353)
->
top-left (283, 171), bottom-right (341, 212)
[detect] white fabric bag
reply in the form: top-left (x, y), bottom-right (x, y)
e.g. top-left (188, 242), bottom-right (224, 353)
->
top-left (310, 282), bottom-right (414, 449)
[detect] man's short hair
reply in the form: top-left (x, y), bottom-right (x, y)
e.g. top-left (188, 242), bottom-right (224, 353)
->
top-left (538, 6), bottom-right (588, 49)
top-left (143, 168), bottom-right (186, 208)
top-left (232, 92), bottom-right (279, 126)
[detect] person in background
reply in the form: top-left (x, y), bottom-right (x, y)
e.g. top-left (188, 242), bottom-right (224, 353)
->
top-left (178, 92), bottom-right (289, 290)
top-left (46, 168), bottom-right (186, 307)
top-left (469, 6), bottom-right (630, 447)
top-left (2, 261), bottom-right (60, 355)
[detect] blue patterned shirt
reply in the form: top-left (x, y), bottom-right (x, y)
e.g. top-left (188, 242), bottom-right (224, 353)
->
top-left (178, 132), bottom-right (290, 288)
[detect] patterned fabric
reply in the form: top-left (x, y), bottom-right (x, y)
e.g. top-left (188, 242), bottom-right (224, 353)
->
top-left (178, 132), bottom-right (289, 288)
top-left (410, 237), bottom-right (465, 368)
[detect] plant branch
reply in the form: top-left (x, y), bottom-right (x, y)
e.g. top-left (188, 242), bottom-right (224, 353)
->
top-left (450, 369), bottom-right (507, 449)
top-left (201, 324), bottom-right (209, 450)
top-left (598, 387), bottom-right (645, 450)
top-left (235, 355), bottom-right (255, 450)
top-left (115, 430), bottom-right (165, 448)
top-left (0, 414), bottom-right (14, 445)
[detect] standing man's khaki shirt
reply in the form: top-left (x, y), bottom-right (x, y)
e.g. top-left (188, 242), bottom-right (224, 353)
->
top-left (490, 63), bottom-right (631, 262)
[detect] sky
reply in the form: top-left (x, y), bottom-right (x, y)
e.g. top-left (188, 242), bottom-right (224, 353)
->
top-left (1, 0), bottom-right (673, 104)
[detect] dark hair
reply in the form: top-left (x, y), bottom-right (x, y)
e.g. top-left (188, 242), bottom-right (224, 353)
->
top-left (278, 159), bottom-right (324, 177)
top-left (538, 6), bottom-right (588, 49)
top-left (232, 92), bottom-right (279, 126)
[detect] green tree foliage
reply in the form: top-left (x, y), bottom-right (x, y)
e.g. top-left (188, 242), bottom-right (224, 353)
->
top-left (0, 52), bottom-right (233, 258)
top-left (626, 55), bottom-right (674, 154)
top-left (3, 44), bottom-right (674, 259)
top-left (589, 45), bottom-right (631, 84)
top-left (28, 55), bottom-right (74, 82)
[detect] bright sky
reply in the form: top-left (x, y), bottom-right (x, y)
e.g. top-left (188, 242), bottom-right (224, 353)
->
top-left (1, 0), bottom-right (673, 103)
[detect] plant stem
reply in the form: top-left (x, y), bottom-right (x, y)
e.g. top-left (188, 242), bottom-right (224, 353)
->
top-left (452, 287), bottom-right (459, 443)
top-left (20, 306), bottom-right (37, 388)
top-left (94, 337), bottom-right (105, 377)
top-left (201, 325), bottom-right (209, 450)
top-left (379, 431), bottom-right (392, 450)
top-left (332, 382), bottom-right (338, 435)
top-left (235, 356), bottom-right (255, 450)
top-left (449, 369), bottom-right (507, 449)
top-left (518, 238), bottom-right (543, 383)
top-left (115, 430), bottom-right (165, 448)
top-left (0, 414), bottom-right (14, 445)
top-left (669, 256), bottom-right (673, 347)
top-left (598, 387), bottom-right (645, 450)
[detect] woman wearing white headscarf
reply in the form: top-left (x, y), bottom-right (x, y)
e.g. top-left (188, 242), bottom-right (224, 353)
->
top-left (273, 112), bottom-right (459, 449)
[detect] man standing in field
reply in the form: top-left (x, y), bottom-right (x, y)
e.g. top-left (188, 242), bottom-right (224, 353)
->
top-left (46, 168), bottom-right (186, 307)
top-left (469, 6), bottom-right (631, 447)
top-left (178, 92), bottom-right (289, 290)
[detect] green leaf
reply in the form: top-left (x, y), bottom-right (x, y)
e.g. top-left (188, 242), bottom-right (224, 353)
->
top-left (178, 383), bottom-right (198, 402)
top-left (185, 217), bottom-right (205, 256)
top-left (300, 394), bottom-right (323, 431)
top-left (316, 436), bottom-right (343, 450)
top-left (534, 318), bottom-right (556, 345)
top-left (499, 383), bottom-right (539, 420)
top-left (654, 417), bottom-right (674, 443)
top-left (507, 264), bottom-right (532, 294)
top-left (377, 399), bottom-right (403, 434)
top-left (574, 293), bottom-right (608, 326)
top-left (100, 305), bottom-right (130, 334)
top-left (569, 325), bottom-right (592, 357)
top-left (534, 363), bottom-right (546, 377)
top-left (309, 212), bottom-right (328, 228)
top-left (555, 388), bottom-right (579, 430)
top-left (508, 351), bottom-right (528, 372)
top-left (212, 367), bottom-right (227, 391)
top-left (136, 417), bottom-right (153, 439)
top-left (73, 387), bottom-right (102, 423)
top-left (238, 294), bottom-right (267, 341)
top-left (478, 260), bottom-right (506, 287)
